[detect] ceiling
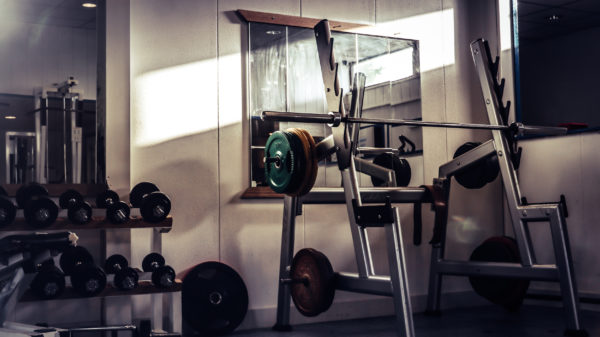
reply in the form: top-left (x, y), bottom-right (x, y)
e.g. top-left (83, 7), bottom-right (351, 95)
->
top-left (0, 0), bottom-right (96, 30)
top-left (518, 0), bottom-right (600, 42)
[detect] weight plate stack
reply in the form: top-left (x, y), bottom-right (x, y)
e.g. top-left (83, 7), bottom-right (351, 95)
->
top-left (182, 262), bottom-right (249, 336)
top-left (264, 131), bottom-right (297, 194)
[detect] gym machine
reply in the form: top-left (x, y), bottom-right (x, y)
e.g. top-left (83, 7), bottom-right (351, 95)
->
top-left (265, 20), bottom-right (585, 337)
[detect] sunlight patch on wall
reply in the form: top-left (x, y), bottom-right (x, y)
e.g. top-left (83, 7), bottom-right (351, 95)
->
top-left (499, 0), bottom-right (512, 52)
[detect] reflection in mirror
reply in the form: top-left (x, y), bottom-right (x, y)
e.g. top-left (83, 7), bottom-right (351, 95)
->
top-left (249, 22), bottom-right (422, 188)
top-left (0, 0), bottom-right (101, 184)
top-left (514, 0), bottom-right (600, 130)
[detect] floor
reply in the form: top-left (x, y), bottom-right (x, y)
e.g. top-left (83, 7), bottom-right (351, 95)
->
top-left (231, 305), bottom-right (599, 337)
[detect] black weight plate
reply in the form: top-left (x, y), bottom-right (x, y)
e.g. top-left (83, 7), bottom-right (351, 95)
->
top-left (105, 254), bottom-right (129, 274)
top-left (106, 201), bottom-right (130, 224)
top-left (130, 182), bottom-right (159, 208)
top-left (453, 142), bottom-right (488, 189)
top-left (59, 189), bottom-right (83, 209)
top-left (182, 262), bottom-right (248, 336)
top-left (469, 236), bottom-right (530, 310)
top-left (96, 190), bottom-right (119, 208)
top-left (152, 265), bottom-right (176, 288)
top-left (24, 197), bottom-right (58, 228)
top-left (60, 246), bottom-right (94, 275)
top-left (0, 185), bottom-right (7, 197)
top-left (142, 252), bottom-right (165, 272)
top-left (485, 155), bottom-right (500, 183)
top-left (140, 192), bottom-right (171, 223)
top-left (30, 265), bottom-right (65, 299)
top-left (290, 248), bottom-right (335, 317)
top-left (371, 153), bottom-right (412, 187)
top-left (71, 264), bottom-right (106, 297)
top-left (67, 201), bottom-right (92, 225)
top-left (16, 183), bottom-right (48, 209)
top-left (0, 196), bottom-right (17, 227)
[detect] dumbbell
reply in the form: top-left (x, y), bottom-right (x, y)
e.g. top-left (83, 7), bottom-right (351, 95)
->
top-left (96, 190), bottom-right (130, 224)
top-left (130, 182), bottom-right (171, 223)
top-left (0, 186), bottom-right (17, 227)
top-left (105, 254), bottom-right (139, 291)
top-left (60, 245), bottom-right (106, 297)
top-left (30, 259), bottom-right (66, 299)
top-left (59, 189), bottom-right (92, 225)
top-left (142, 253), bottom-right (176, 288)
top-left (16, 183), bottom-right (59, 228)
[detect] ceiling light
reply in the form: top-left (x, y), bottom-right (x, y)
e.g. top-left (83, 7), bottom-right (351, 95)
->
top-left (82, 2), bottom-right (96, 8)
top-left (547, 14), bottom-right (561, 23)
top-left (4, 116), bottom-right (16, 120)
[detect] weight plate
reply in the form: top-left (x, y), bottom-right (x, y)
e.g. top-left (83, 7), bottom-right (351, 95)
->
top-left (285, 130), bottom-right (307, 195)
top-left (16, 183), bottom-right (49, 209)
top-left (71, 264), bottom-right (107, 297)
top-left (264, 131), bottom-right (296, 194)
top-left (30, 265), bottom-right (65, 300)
top-left (453, 142), bottom-right (488, 189)
top-left (139, 192), bottom-right (171, 223)
top-left (142, 252), bottom-right (165, 272)
top-left (287, 128), bottom-right (312, 196)
top-left (182, 261), bottom-right (248, 336)
top-left (485, 155), bottom-right (500, 183)
top-left (105, 254), bottom-right (129, 274)
top-left (0, 197), bottom-right (17, 227)
top-left (469, 236), bottom-right (530, 311)
top-left (67, 201), bottom-right (92, 225)
top-left (59, 189), bottom-right (83, 209)
top-left (59, 246), bottom-right (94, 276)
top-left (298, 129), bottom-right (319, 196)
top-left (130, 182), bottom-right (159, 208)
top-left (371, 153), bottom-right (411, 187)
top-left (24, 197), bottom-right (58, 228)
top-left (96, 190), bottom-right (120, 208)
top-left (290, 248), bottom-right (335, 317)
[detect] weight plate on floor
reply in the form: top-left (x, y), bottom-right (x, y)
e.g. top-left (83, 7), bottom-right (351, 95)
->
top-left (16, 183), bottom-right (48, 209)
top-left (469, 236), bottom-right (530, 311)
top-left (290, 248), bottom-right (335, 317)
top-left (182, 261), bottom-right (248, 336)
top-left (130, 182), bottom-right (159, 208)
top-left (371, 153), bottom-right (411, 187)
top-left (264, 131), bottom-right (297, 194)
top-left (59, 189), bottom-right (83, 209)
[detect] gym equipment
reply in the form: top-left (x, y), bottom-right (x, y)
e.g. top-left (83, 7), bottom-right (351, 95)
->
top-left (469, 236), bottom-right (530, 311)
top-left (266, 19), bottom-right (585, 337)
top-left (0, 185), bottom-right (17, 227)
top-left (371, 153), bottom-right (411, 187)
top-left (16, 183), bottom-right (59, 228)
top-left (96, 189), bottom-right (130, 224)
top-left (288, 248), bottom-right (335, 317)
top-left (129, 182), bottom-right (172, 223)
top-left (142, 253), bottom-right (176, 288)
top-left (452, 142), bottom-right (499, 189)
top-left (59, 189), bottom-right (93, 225)
top-left (182, 261), bottom-right (248, 336)
top-left (29, 260), bottom-right (66, 300)
top-left (104, 254), bottom-right (139, 291)
top-left (60, 245), bottom-right (106, 297)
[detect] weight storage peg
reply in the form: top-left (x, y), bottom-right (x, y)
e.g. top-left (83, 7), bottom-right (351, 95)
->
top-left (104, 254), bottom-right (139, 291)
top-left (0, 185), bottom-right (17, 227)
top-left (129, 182), bottom-right (171, 223)
top-left (142, 252), bottom-right (176, 288)
top-left (60, 245), bottom-right (106, 297)
top-left (16, 183), bottom-right (59, 228)
top-left (59, 189), bottom-right (92, 225)
top-left (30, 259), bottom-right (66, 300)
top-left (96, 190), bottom-right (130, 224)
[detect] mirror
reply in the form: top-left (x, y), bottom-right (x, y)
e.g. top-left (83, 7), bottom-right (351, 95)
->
top-left (0, 0), bottom-right (102, 184)
top-left (514, 0), bottom-right (600, 130)
top-left (249, 22), bottom-right (422, 188)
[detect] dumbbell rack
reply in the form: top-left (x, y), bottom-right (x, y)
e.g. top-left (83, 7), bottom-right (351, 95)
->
top-left (0, 186), bottom-right (182, 336)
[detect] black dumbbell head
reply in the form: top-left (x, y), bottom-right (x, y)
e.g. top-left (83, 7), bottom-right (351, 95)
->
top-left (67, 201), bottom-right (93, 225)
top-left (24, 197), bottom-right (58, 228)
top-left (60, 245), bottom-right (94, 275)
top-left (105, 254), bottom-right (129, 274)
top-left (152, 265), bottom-right (176, 288)
top-left (96, 190), bottom-right (120, 208)
top-left (140, 192), bottom-right (171, 223)
top-left (16, 183), bottom-right (49, 209)
top-left (71, 264), bottom-right (107, 297)
top-left (30, 264), bottom-right (65, 299)
top-left (130, 182), bottom-right (159, 208)
top-left (0, 196), bottom-right (17, 227)
top-left (59, 189), bottom-right (83, 209)
top-left (113, 267), bottom-right (139, 291)
top-left (142, 252), bottom-right (165, 272)
top-left (106, 201), bottom-right (130, 224)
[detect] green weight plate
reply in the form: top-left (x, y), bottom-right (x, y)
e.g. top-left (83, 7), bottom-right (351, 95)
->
top-left (264, 131), bottom-right (296, 194)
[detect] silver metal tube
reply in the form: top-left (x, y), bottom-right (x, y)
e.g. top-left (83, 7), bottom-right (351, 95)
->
top-left (262, 111), bottom-right (334, 124)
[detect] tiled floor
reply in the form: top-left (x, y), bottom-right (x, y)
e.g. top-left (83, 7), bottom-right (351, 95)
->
top-left (231, 305), bottom-right (598, 337)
